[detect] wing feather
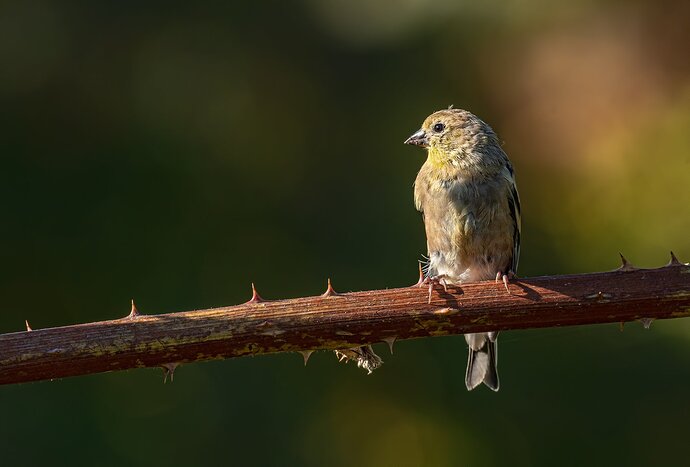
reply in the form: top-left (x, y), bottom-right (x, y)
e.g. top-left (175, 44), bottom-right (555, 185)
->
top-left (503, 163), bottom-right (521, 273)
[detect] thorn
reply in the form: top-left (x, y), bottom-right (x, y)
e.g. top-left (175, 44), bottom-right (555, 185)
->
top-left (382, 336), bottom-right (396, 354)
top-left (161, 363), bottom-right (179, 383)
top-left (668, 251), bottom-right (682, 266)
top-left (128, 299), bottom-right (139, 319)
top-left (618, 253), bottom-right (637, 271)
top-left (249, 283), bottom-right (264, 303)
top-left (299, 350), bottom-right (314, 366)
top-left (322, 278), bottom-right (338, 297)
top-left (25, 320), bottom-right (32, 332)
top-left (639, 318), bottom-right (654, 330)
top-left (619, 321), bottom-right (625, 332)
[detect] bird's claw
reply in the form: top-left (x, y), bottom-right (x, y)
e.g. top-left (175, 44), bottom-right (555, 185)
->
top-left (495, 271), bottom-right (516, 294)
top-left (420, 274), bottom-right (448, 303)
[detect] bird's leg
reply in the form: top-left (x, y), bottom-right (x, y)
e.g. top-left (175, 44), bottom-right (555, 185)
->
top-left (420, 274), bottom-right (448, 304)
top-left (495, 271), bottom-right (516, 294)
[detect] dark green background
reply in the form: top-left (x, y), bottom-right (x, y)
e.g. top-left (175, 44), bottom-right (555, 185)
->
top-left (1, 1), bottom-right (689, 466)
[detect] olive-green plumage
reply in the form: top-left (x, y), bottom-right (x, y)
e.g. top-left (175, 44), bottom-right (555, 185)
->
top-left (406, 108), bottom-right (521, 391)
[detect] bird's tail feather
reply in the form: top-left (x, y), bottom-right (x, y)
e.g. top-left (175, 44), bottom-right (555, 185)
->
top-left (465, 333), bottom-right (499, 391)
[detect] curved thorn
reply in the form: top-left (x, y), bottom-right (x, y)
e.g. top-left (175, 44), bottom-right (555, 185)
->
top-left (249, 283), bottom-right (264, 303)
top-left (668, 251), bottom-right (681, 266)
top-left (382, 336), bottom-right (396, 354)
top-left (322, 278), bottom-right (338, 297)
top-left (299, 350), bottom-right (314, 366)
top-left (161, 362), bottom-right (179, 383)
top-left (25, 320), bottom-right (33, 332)
top-left (128, 299), bottom-right (139, 319)
top-left (617, 253), bottom-right (636, 271)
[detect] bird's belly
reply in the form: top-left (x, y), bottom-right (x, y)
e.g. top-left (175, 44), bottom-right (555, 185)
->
top-left (431, 251), bottom-right (507, 284)
top-left (426, 209), bottom-right (513, 284)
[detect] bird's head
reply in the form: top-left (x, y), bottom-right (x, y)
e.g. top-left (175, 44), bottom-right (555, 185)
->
top-left (405, 108), bottom-right (503, 174)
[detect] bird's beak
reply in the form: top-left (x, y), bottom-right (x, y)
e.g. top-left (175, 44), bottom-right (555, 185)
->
top-left (404, 129), bottom-right (428, 148)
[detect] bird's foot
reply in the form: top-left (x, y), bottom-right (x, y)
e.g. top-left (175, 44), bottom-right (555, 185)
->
top-left (495, 271), bottom-right (516, 294)
top-left (420, 274), bottom-right (448, 304)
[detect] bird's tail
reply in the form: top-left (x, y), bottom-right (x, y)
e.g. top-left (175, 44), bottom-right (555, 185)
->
top-left (465, 332), bottom-right (499, 391)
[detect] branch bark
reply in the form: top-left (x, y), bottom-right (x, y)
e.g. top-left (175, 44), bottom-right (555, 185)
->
top-left (1, 257), bottom-right (689, 385)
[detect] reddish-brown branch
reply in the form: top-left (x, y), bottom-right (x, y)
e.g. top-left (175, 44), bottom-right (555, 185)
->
top-left (1, 258), bottom-right (688, 385)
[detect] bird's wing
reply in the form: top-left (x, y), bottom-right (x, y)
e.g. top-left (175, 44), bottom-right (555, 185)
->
top-left (413, 171), bottom-right (425, 214)
top-left (503, 163), bottom-right (521, 273)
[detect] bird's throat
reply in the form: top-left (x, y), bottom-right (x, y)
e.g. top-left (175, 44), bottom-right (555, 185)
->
top-left (427, 146), bottom-right (456, 171)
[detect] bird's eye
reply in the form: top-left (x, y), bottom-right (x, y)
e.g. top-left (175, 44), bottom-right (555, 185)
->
top-left (432, 123), bottom-right (445, 133)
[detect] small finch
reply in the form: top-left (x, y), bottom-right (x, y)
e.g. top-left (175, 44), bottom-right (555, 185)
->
top-left (405, 107), bottom-right (521, 391)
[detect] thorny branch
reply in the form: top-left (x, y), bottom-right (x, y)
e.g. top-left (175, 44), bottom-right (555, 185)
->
top-left (0, 253), bottom-right (688, 386)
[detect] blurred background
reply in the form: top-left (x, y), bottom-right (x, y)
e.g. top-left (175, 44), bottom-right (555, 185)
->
top-left (1, 0), bottom-right (689, 465)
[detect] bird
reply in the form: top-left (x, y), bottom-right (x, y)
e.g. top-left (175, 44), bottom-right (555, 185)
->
top-left (405, 107), bottom-right (521, 391)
